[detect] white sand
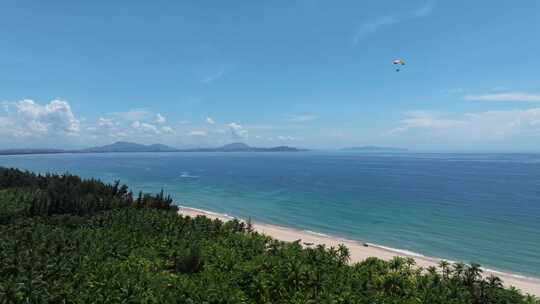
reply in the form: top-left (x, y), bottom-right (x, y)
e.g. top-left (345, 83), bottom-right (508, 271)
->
top-left (178, 206), bottom-right (540, 296)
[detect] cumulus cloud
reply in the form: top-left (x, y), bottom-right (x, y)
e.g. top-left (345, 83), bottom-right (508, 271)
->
top-left (94, 109), bottom-right (174, 137)
top-left (288, 114), bottom-right (318, 123)
top-left (227, 122), bottom-right (248, 139)
top-left (97, 117), bottom-right (117, 128)
top-left (206, 117), bottom-right (215, 124)
top-left (155, 113), bottom-right (166, 124)
top-left (464, 92), bottom-right (540, 102)
top-left (0, 99), bottom-right (220, 147)
top-left (161, 126), bottom-right (174, 133)
top-left (131, 121), bottom-right (159, 134)
top-left (0, 99), bottom-right (80, 137)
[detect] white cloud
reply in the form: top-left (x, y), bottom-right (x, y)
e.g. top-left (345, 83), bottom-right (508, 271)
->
top-left (463, 108), bottom-right (540, 135)
top-left (95, 109), bottom-right (174, 138)
top-left (155, 113), bottom-right (166, 124)
top-left (390, 108), bottom-right (540, 138)
top-left (187, 130), bottom-right (207, 136)
top-left (390, 111), bottom-right (466, 134)
top-left (131, 121), bottom-right (159, 134)
top-left (464, 92), bottom-right (540, 102)
top-left (288, 114), bottom-right (318, 123)
top-left (0, 99), bottom-right (214, 147)
top-left (206, 117), bottom-right (216, 124)
top-left (0, 99), bottom-right (80, 137)
top-left (97, 117), bottom-right (117, 128)
top-left (227, 122), bottom-right (248, 139)
top-left (161, 126), bottom-right (174, 133)
top-left (353, 16), bottom-right (399, 43)
top-left (353, 1), bottom-right (434, 44)
top-left (201, 68), bottom-right (225, 84)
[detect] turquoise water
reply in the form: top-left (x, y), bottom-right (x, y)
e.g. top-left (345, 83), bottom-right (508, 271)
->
top-left (1, 152), bottom-right (539, 277)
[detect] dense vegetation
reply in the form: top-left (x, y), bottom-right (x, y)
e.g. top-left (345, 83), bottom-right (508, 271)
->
top-left (0, 167), bottom-right (538, 303)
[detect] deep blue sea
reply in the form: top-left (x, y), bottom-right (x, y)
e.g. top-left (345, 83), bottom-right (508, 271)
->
top-left (1, 152), bottom-right (539, 277)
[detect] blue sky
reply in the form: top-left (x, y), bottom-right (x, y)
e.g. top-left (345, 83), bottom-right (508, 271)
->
top-left (1, 0), bottom-right (540, 150)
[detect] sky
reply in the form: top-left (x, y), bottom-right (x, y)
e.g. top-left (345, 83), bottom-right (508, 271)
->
top-left (1, 0), bottom-right (540, 151)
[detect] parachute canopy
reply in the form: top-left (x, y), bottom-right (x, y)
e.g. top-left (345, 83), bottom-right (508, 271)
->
top-left (393, 59), bottom-right (405, 72)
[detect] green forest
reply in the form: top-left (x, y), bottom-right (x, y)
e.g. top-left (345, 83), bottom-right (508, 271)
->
top-left (0, 167), bottom-right (538, 303)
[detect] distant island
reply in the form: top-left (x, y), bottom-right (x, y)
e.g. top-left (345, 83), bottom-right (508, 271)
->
top-left (341, 146), bottom-right (408, 152)
top-left (0, 141), bottom-right (306, 155)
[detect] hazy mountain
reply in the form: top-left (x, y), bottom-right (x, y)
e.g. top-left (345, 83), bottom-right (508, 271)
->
top-left (82, 141), bottom-right (180, 153)
top-left (180, 143), bottom-right (306, 152)
top-left (0, 142), bottom-right (306, 155)
top-left (221, 143), bottom-right (251, 151)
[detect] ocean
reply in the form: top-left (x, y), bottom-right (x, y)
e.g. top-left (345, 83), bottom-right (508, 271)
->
top-left (1, 151), bottom-right (539, 278)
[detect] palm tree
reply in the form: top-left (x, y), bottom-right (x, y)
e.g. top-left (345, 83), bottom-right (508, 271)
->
top-left (337, 244), bottom-right (350, 264)
top-left (487, 275), bottom-right (503, 289)
top-left (439, 260), bottom-right (450, 279)
top-left (389, 257), bottom-right (405, 272)
top-left (465, 263), bottom-right (483, 286)
top-left (452, 262), bottom-right (466, 279)
top-left (427, 266), bottom-right (438, 276)
top-left (404, 257), bottom-right (416, 268)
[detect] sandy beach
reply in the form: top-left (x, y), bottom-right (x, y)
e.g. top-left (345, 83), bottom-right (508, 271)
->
top-left (178, 206), bottom-right (540, 296)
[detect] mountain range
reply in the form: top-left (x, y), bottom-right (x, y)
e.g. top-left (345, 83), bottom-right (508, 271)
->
top-left (81, 142), bottom-right (180, 153)
top-left (180, 142), bottom-right (305, 152)
top-left (0, 141), bottom-right (306, 155)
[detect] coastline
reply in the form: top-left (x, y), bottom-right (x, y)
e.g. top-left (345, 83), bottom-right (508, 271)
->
top-left (178, 205), bottom-right (540, 296)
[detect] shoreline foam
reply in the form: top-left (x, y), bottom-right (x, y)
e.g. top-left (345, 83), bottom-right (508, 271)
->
top-left (178, 205), bottom-right (540, 296)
